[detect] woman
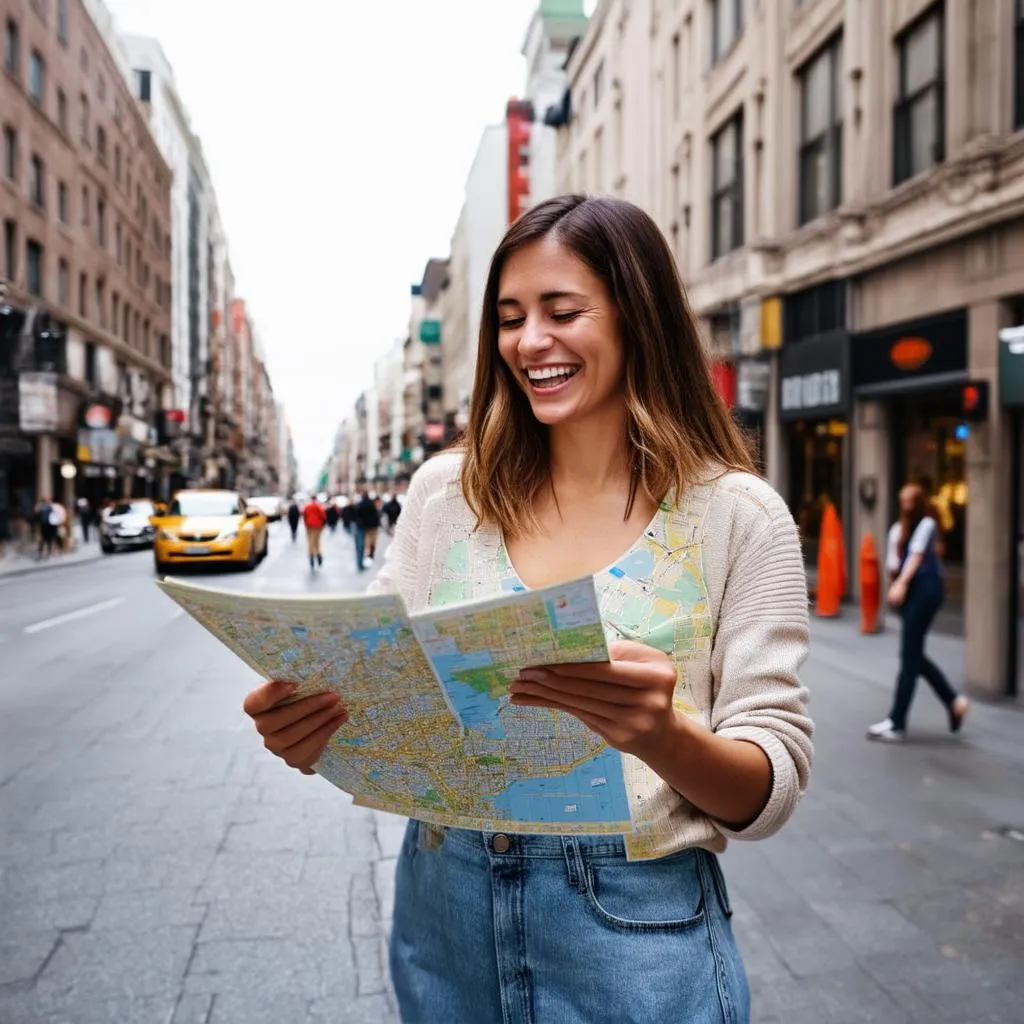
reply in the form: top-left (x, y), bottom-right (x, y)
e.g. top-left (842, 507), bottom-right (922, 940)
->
top-left (243, 196), bottom-right (813, 1023)
top-left (867, 483), bottom-right (969, 743)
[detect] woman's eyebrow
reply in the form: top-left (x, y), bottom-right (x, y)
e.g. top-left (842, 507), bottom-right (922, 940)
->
top-left (497, 290), bottom-right (587, 307)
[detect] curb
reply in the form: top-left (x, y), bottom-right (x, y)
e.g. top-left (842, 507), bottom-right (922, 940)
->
top-left (0, 549), bottom-right (106, 580)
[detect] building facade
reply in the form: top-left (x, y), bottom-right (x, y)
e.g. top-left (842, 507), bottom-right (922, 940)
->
top-left (1, 0), bottom-right (173, 529)
top-left (556, 0), bottom-right (1024, 697)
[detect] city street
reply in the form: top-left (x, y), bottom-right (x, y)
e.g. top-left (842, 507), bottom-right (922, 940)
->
top-left (0, 528), bottom-right (1022, 1024)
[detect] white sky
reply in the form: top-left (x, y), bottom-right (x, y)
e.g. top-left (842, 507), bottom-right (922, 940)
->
top-left (104, 0), bottom-right (547, 487)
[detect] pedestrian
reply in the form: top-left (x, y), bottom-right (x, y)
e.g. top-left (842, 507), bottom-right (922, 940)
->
top-left (326, 502), bottom-right (339, 534)
top-left (340, 500), bottom-right (354, 534)
top-left (867, 483), bottom-right (969, 743)
top-left (382, 494), bottom-right (402, 534)
top-left (302, 496), bottom-right (326, 570)
top-left (35, 497), bottom-right (55, 558)
top-left (351, 490), bottom-right (380, 571)
top-left (287, 499), bottom-right (301, 543)
top-left (76, 496), bottom-right (93, 543)
top-left (241, 195), bottom-right (812, 1023)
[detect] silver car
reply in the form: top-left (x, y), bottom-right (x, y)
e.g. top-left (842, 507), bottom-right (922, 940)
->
top-left (100, 499), bottom-right (158, 553)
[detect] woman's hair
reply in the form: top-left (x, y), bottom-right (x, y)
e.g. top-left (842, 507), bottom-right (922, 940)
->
top-left (459, 194), bottom-right (755, 537)
top-left (897, 483), bottom-right (931, 559)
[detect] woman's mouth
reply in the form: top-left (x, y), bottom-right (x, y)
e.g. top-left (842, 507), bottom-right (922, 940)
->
top-left (524, 365), bottom-right (581, 393)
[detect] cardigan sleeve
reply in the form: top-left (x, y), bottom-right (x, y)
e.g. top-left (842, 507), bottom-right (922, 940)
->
top-left (708, 487), bottom-right (813, 842)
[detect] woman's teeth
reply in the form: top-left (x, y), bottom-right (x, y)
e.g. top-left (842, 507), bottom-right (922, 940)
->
top-left (526, 366), bottom-right (580, 389)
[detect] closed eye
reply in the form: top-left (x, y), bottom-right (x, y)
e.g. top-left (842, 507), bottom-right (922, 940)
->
top-left (551, 311), bottom-right (582, 323)
top-left (498, 317), bottom-right (525, 330)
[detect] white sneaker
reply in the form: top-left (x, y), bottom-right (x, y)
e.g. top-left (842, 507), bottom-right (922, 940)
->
top-left (866, 718), bottom-right (905, 742)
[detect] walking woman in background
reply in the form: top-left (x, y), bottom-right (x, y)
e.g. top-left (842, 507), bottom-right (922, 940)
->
top-left (868, 483), bottom-right (969, 743)
top-left (242, 195), bottom-right (814, 1023)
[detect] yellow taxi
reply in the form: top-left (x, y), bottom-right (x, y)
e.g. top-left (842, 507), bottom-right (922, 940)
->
top-left (151, 489), bottom-right (269, 574)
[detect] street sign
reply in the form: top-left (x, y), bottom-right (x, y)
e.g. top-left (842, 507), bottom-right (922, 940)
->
top-left (18, 371), bottom-right (59, 433)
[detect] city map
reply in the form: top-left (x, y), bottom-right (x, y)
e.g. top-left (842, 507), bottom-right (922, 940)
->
top-left (157, 575), bottom-right (634, 834)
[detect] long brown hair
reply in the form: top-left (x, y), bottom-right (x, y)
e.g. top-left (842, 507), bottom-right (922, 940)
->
top-left (897, 483), bottom-right (931, 560)
top-left (459, 194), bottom-right (755, 537)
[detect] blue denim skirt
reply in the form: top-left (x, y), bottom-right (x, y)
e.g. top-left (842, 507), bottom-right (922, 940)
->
top-left (390, 821), bottom-right (750, 1024)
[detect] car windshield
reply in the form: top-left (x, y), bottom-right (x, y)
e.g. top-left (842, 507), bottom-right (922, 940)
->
top-left (170, 494), bottom-right (241, 517)
top-left (111, 501), bottom-right (154, 517)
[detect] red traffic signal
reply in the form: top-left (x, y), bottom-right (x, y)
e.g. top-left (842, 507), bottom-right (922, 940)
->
top-left (959, 380), bottom-right (989, 422)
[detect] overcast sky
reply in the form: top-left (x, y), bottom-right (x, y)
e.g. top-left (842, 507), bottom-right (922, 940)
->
top-left (104, 0), bottom-right (551, 487)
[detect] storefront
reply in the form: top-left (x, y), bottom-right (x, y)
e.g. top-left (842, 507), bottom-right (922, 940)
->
top-left (851, 309), bottom-right (981, 609)
top-left (778, 331), bottom-right (851, 564)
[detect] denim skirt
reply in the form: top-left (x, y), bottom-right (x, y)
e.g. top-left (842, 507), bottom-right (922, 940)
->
top-left (389, 820), bottom-right (750, 1024)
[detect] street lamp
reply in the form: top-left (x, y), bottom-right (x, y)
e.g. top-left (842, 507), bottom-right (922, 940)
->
top-left (59, 462), bottom-right (78, 481)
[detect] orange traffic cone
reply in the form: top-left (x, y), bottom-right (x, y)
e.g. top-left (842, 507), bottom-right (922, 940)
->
top-left (859, 533), bottom-right (881, 634)
top-left (815, 503), bottom-right (844, 618)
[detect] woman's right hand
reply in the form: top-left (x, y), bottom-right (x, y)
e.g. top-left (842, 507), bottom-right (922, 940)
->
top-left (242, 680), bottom-right (348, 775)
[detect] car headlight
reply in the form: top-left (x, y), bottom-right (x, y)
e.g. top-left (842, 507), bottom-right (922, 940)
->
top-left (218, 529), bottom-right (239, 541)
top-left (158, 529), bottom-right (177, 542)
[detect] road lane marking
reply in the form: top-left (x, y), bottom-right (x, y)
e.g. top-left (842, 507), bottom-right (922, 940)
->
top-left (23, 597), bottom-right (124, 635)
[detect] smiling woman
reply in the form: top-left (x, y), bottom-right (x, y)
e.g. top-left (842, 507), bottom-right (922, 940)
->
top-left (242, 195), bottom-right (812, 1024)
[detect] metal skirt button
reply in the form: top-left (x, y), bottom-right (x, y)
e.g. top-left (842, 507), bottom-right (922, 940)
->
top-left (491, 833), bottom-right (511, 854)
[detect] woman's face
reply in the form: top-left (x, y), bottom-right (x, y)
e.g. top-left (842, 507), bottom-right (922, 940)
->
top-left (899, 486), bottom-right (919, 514)
top-left (496, 235), bottom-right (624, 428)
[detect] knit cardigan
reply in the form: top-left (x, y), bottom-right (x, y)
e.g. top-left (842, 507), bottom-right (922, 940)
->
top-left (369, 452), bottom-right (813, 861)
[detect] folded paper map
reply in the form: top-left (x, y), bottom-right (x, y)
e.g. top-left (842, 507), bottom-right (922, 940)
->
top-left (157, 576), bottom-right (634, 834)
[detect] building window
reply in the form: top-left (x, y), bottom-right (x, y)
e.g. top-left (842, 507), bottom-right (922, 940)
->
top-left (893, 6), bottom-right (945, 186)
top-left (134, 68), bottom-right (151, 102)
top-left (114, 144), bottom-right (121, 183)
top-left (3, 220), bottom-right (15, 282)
top-left (58, 180), bottom-right (68, 222)
top-left (57, 0), bottom-right (69, 43)
top-left (799, 37), bottom-right (843, 225)
top-left (711, 110), bottom-right (744, 259)
top-left (80, 92), bottom-right (89, 143)
top-left (84, 340), bottom-right (96, 384)
top-left (97, 74), bottom-right (105, 102)
top-left (29, 154), bottom-right (44, 207)
top-left (26, 240), bottom-right (43, 297)
top-left (96, 125), bottom-right (106, 164)
top-left (711, 0), bottom-right (743, 65)
top-left (28, 49), bottom-right (44, 104)
top-left (81, 184), bottom-right (89, 225)
top-left (783, 280), bottom-right (846, 342)
top-left (1016, 0), bottom-right (1024, 129)
top-left (112, 292), bottom-right (120, 336)
top-left (97, 199), bottom-right (106, 246)
top-left (3, 125), bottom-right (15, 181)
top-left (58, 258), bottom-right (69, 306)
top-left (593, 61), bottom-right (604, 107)
top-left (78, 271), bottom-right (86, 316)
top-left (57, 87), bottom-right (67, 133)
top-left (4, 19), bottom-right (19, 78)
top-left (95, 278), bottom-right (105, 327)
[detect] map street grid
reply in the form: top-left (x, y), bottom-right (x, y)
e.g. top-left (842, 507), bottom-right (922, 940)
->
top-left (157, 576), bottom-right (634, 834)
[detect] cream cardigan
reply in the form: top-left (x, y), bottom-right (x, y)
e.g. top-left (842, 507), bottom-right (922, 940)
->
top-left (369, 452), bottom-right (813, 861)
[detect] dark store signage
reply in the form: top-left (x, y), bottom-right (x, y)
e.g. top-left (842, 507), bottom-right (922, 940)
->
top-left (853, 310), bottom-right (967, 391)
top-left (999, 325), bottom-right (1024, 407)
top-left (778, 332), bottom-right (851, 422)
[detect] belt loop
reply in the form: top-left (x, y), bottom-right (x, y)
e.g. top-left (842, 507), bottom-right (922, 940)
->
top-left (561, 835), bottom-right (578, 889)
top-left (561, 836), bottom-right (587, 894)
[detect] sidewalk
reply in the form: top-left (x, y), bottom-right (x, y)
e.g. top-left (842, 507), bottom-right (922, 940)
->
top-left (727, 612), bottom-right (1024, 1023)
top-left (0, 538), bottom-right (104, 579)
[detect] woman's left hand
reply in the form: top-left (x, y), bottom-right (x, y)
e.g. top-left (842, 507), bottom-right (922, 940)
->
top-left (508, 640), bottom-right (679, 758)
top-left (888, 579), bottom-right (907, 607)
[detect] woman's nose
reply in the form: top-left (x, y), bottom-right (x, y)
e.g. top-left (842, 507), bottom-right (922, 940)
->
top-left (518, 316), bottom-right (553, 355)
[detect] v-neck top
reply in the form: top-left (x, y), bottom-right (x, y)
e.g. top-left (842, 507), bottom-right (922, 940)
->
top-left (369, 452), bottom-right (813, 862)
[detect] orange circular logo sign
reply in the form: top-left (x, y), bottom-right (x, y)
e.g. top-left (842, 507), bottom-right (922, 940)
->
top-left (890, 337), bottom-right (933, 371)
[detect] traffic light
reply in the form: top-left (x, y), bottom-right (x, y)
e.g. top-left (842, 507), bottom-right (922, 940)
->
top-left (959, 381), bottom-right (989, 422)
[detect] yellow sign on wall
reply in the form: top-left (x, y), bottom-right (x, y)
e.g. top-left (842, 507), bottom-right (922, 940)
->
top-left (761, 297), bottom-right (782, 350)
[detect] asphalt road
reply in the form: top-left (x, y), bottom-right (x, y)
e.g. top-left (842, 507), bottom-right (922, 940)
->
top-left (1, 523), bottom-right (1022, 1023)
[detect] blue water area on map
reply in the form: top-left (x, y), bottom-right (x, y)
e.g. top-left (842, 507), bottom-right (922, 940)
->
top-left (615, 548), bottom-right (656, 580)
top-left (431, 650), bottom-right (506, 740)
top-left (350, 623), bottom-right (405, 656)
top-left (490, 747), bottom-right (630, 824)
top-left (368, 769), bottom-right (383, 781)
top-left (501, 578), bottom-right (528, 593)
top-left (290, 625), bottom-right (310, 640)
